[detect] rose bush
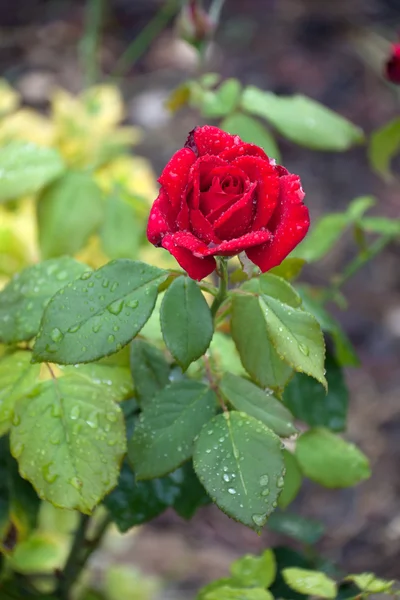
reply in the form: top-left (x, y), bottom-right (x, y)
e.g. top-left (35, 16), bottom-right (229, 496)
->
top-left (147, 125), bottom-right (310, 280)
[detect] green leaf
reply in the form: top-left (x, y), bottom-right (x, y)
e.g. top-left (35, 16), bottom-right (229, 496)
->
top-left (9, 532), bottom-right (68, 573)
top-left (197, 579), bottom-right (237, 600)
top-left (243, 273), bottom-right (302, 308)
top-left (231, 549), bottom-right (276, 588)
top-left (0, 141), bottom-right (64, 203)
top-left (6, 452), bottom-right (40, 538)
top-left (283, 352), bottom-right (348, 431)
top-left (270, 548), bottom-right (314, 600)
top-left (282, 568), bottom-right (337, 599)
top-left (298, 287), bottom-right (359, 367)
top-left (104, 460), bottom-right (181, 531)
top-left (129, 381), bottom-right (217, 479)
top-left (345, 574), bottom-right (394, 594)
top-left (161, 276), bottom-right (213, 370)
top-left (37, 171), bottom-right (104, 259)
top-left (345, 196), bottom-right (375, 220)
top-left (259, 295), bottom-right (327, 389)
top-left (231, 293), bottom-right (292, 390)
top-left (277, 450), bottom-right (302, 509)
top-left (100, 193), bottom-right (140, 260)
top-left (221, 113), bottom-right (281, 161)
top-left (129, 339), bottom-right (170, 405)
top-left (60, 361), bottom-right (133, 403)
top-left (0, 257), bottom-right (89, 343)
top-left (369, 117), bottom-right (400, 180)
top-left (193, 411), bottom-right (285, 531)
top-left (203, 586), bottom-right (273, 600)
top-left (0, 352), bottom-right (40, 436)
top-left (33, 260), bottom-right (167, 364)
top-left (200, 79), bottom-right (242, 118)
top-left (10, 375), bottom-right (126, 512)
top-left (359, 216), bottom-right (400, 236)
top-left (269, 258), bottom-right (306, 281)
top-left (241, 88), bottom-right (364, 151)
top-left (209, 332), bottom-right (246, 377)
top-left (104, 565), bottom-right (160, 600)
top-left (220, 373), bottom-right (297, 437)
top-left (268, 512), bottom-right (325, 544)
top-left (295, 428), bottom-right (371, 488)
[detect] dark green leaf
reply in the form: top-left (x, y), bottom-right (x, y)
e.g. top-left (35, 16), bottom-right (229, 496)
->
top-left (0, 352), bottom-right (40, 436)
top-left (231, 293), bottom-right (292, 390)
top-left (241, 88), bottom-right (364, 151)
top-left (295, 428), bottom-right (371, 488)
top-left (10, 375), bottom-right (126, 512)
top-left (268, 512), bottom-right (325, 544)
top-left (369, 117), bottom-right (400, 180)
top-left (277, 450), bottom-right (303, 509)
top-left (230, 549), bottom-right (276, 588)
top-left (220, 373), bottom-right (297, 437)
top-left (161, 276), bottom-right (213, 370)
top-left (33, 260), bottom-right (167, 364)
top-left (282, 568), bottom-right (337, 599)
top-left (221, 113), bottom-right (281, 161)
top-left (129, 381), bottom-right (217, 479)
top-left (283, 352), bottom-right (348, 431)
top-left (0, 257), bottom-right (89, 343)
top-left (172, 461), bottom-right (210, 519)
top-left (0, 141), bottom-right (64, 202)
top-left (129, 339), bottom-right (170, 405)
top-left (37, 171), bottom-right (104, 259)
top-left (100, 194), bottom-right (140, 260)
top-left (193, 411), bottom-right (285, 531)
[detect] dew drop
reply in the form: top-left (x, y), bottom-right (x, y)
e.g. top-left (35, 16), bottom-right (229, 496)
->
top-left (106, 411), bottom-right (117, 423)
top-left (102, 278), bottom-right (109, 288)
top-left (107, 299), bottom-right (124, 315)
top-left (261, 488), bottom-right (270, 496)
top-left (252, 513), bottom-right (266, 527)
top-left (13, 441), bottom-right (24, 458)
top-left (69, 476), bottom-right (82, 490)
top-left (51, 327), bottom-right (63, 342)
top-left (126, 299), bottom-right (139, 309)
top-left (228, 488), bottom-right (236, 495)
top-left (43, 462), bottom-right (58, 484)
top-left (51, 404), bottom-right (62, 418)
top-left (68, 324), bottom-right (80, 333)
top-left (92, 323), bottom-right (101, 333)
top-left (12, 413), bottom-right (21, 426)
top-left (80, 271), bottom-right (92, 280)
top-left (110, 282), bottom-right (119, 292)
top-left (259, 474), bottom-right (269, 486)
top-left (277, 476), bottom-right (285, 488)
top-left (70, 406), bottom-right (80, 420)
top-left (223, 474), bottom-right (230, 482)
top-left (299, 343), bottom-right (310, 356)
top-left (107, 334), bottom-right (115, 344)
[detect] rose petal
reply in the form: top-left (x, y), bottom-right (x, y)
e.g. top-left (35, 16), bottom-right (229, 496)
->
top-left (246, 174), bottom-right (309, 272)
top-left (187, 155), bottom-right (227, 209)
top-left (233, 155), bottom-right (280, 229)
top-left (147, 189), bottom-right (175, 246)
top-left (199, 164), bottom-right (248, 215)
top-left (205, 229), bottom-right (272, 257)
top-left (213, 182), bottom-right (257, 240)
top-left (162, 233), bottom-right (216, 280)
top-left (192, 125), bottom-right (240, 156)
top-left (220, 143), bottom-right (269, 162)
top-left (158, 147), bottom-right (196, 207)
top-left (190, 209), bottom-right (220, 244)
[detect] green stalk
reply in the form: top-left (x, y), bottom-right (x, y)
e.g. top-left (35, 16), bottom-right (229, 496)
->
top-left (79, 0), bottom-right (105, 87)
top-left (211, 258), bottom-right (228, 318)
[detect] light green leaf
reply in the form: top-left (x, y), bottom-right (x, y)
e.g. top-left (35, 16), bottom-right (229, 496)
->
top-left (209, 332), bottom-right (246, 377)
top-left (231, 549), bottom-right (276, 588)
top-left (295, 428), bottom-right (371, 488)
top-left (37, 171), bottom-right (104, 259)
top-left (193, 411), bottom-right (285, 531)
top-left (346, 196), bottom-right (375, 220)
top-left (0, 352), bottom-right (40, 436)
top-left (104, 565), bottom-right (160, 600)
top-left (10, 375), bottom-right (126, 512)
top-left (245, 273), bottom-right (302, 308)
top-left (260, 295), bottom-right (327, 389)
top-left (60, 362), bottom-right (133, 403)
top-left (161, 277), bottom-right (213, 370)
top-left (129, 339), bottom-right (170, 405)
top-left (231, 293), bottom-right (292, 390)
top-left (220, 373), bottom-right (297, 437)
top-left (277, 450), bottom-right (302, 509)
top-left (129, 381), bottom-right (217, 480)
top-left (369, 117), bottom-right (400, 180)
top-left (203, 587), bottom-right (273, 600)
top-left (0, 141), bottom-right (64, 203)
top-left (241, 87), bottom-right (364, 151)
top-left (284, 352), bottom-right (349, 431)
top-left (33, 260), bottom-right (167, 364)
top-left (359, 216), bottom-right (400, 236)
top-left (269, 258), bottom-right (306, 281)
top-left (221, 113), bottom-right (281, 160)
top-left (9, 532), bottom-right (68, 573)
top-left (200, 79), bottom-right (242, 118)
top-left (268, 512), bottom-right (325, 544)
top-left (282, 568), bottom-right (337, 599)
top-left (100, 193), bottom-right (140, 260)
top-left (345, 573), bottom-right (395, 594)
top-left (0, 257), bottom-right (88, 343)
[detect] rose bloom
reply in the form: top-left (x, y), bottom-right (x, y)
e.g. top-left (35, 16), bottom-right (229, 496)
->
top-left (385, 43), bottom-right (400, 84)
top-left (147, 125), bottom-right (310, 280)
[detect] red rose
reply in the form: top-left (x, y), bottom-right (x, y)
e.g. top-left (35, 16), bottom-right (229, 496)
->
top-left (147, 125), bottom-right (310, 281)
top-left (385, 43), bottom-right (400, 84)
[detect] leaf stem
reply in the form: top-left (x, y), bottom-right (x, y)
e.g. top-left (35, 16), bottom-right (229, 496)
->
top-left (211, 258), bottom-right (228, 319)
top-left (57, 514), bottom-right (91, 600)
